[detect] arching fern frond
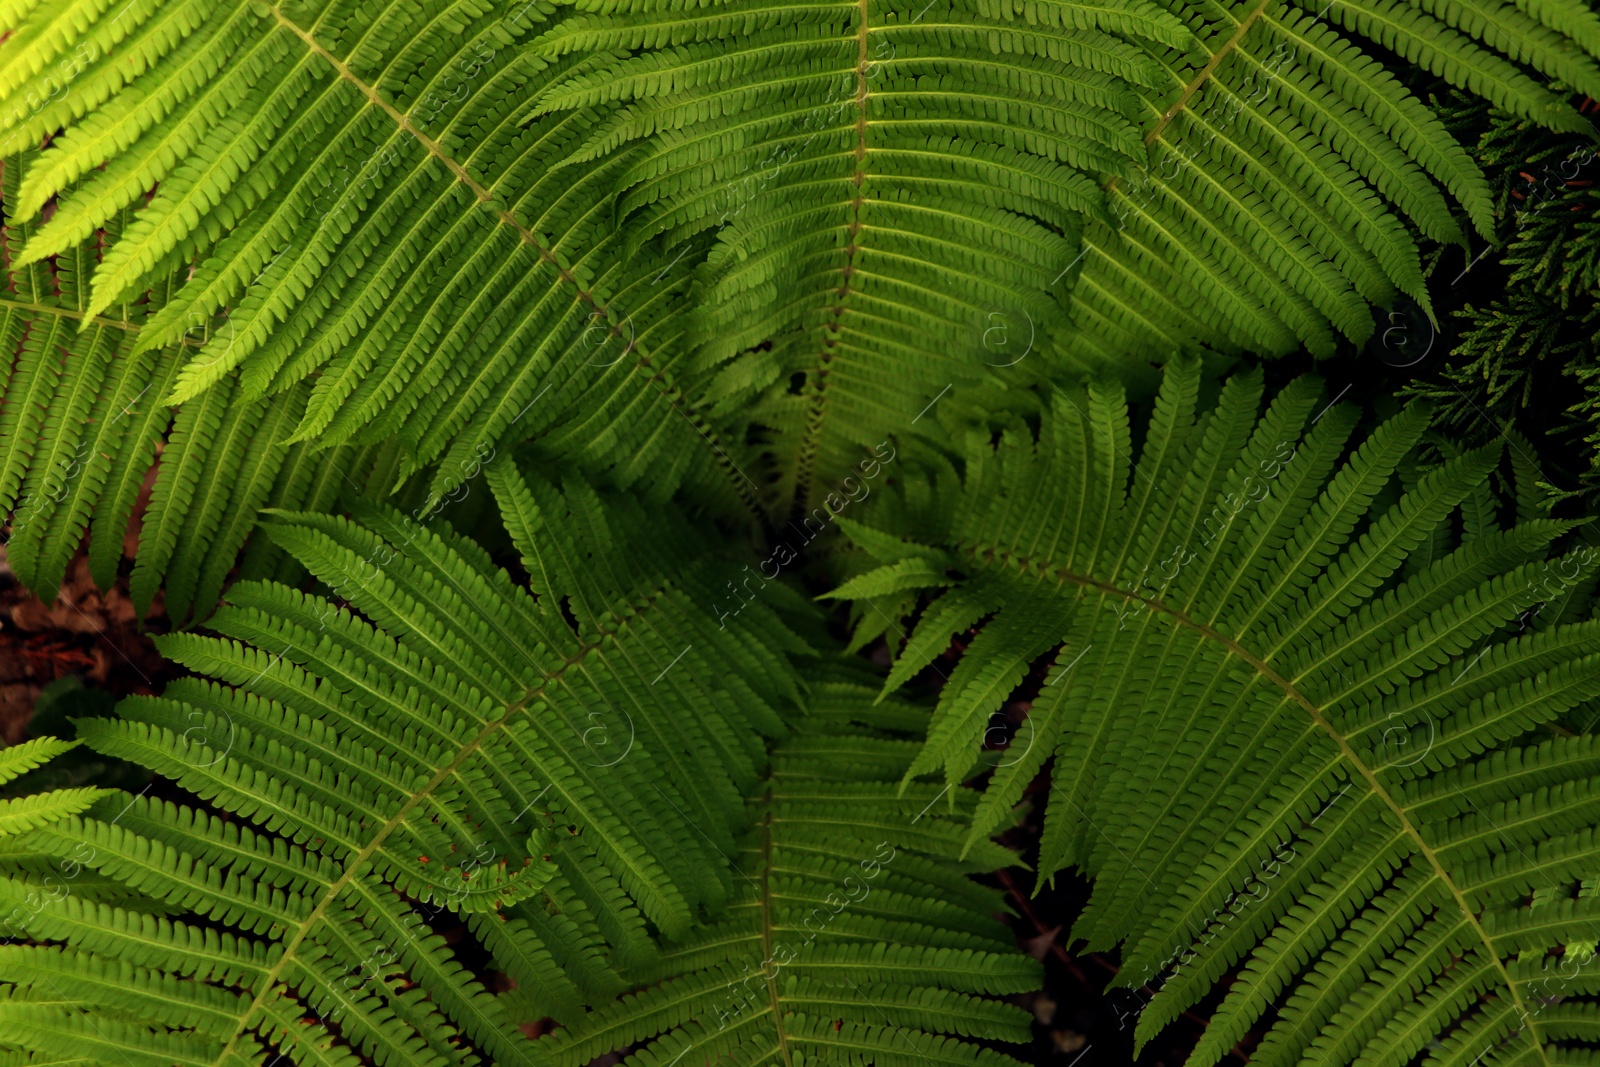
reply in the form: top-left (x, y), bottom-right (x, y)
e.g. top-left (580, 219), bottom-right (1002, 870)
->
top-left (1054, 0), bottom-right (1600, 367)
top-left (530, 0), bottom-right (1190, 508)
top-left (526, 0), bottom-right (1600, 509)
top-left (0, 0), bottom-right (758, 520)
top-left (532, 663), bottom-right (1041, 1067)
top-left (4, 0), bottom-right (1599, 573)
top-left (0, 163), bottom-right (396, 624)
top-left (0, 462), bottom-right (806, 1065)
top-left (829, 358), bottom-right (1600, 1066)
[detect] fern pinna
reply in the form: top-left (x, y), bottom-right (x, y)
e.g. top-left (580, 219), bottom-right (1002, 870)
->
top-left (830, 359), bottom-right (1600, 1066)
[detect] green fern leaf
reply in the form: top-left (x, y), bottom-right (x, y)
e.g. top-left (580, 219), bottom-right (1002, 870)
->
top-left (0, 469), bottom-right (806, 1065)
top-left (831, 359), bottom-right (1600, 1065)
top-left (533, 665), bottom-right (1040, 1067)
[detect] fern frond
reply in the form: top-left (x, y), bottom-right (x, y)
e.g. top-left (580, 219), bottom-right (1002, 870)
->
top-left (511, 0), bottom-right (1600, 510)
top-left (0, 469), bottom-right (806, 1065)
top-left (0, 166), bottom-right (394, 622)
top-left (533, 665), bottom-right (1039, 1067)
top-left (0, 0), bottom-right (762, 525)
top-left (6, 0), bottom-right (1600, 567)
top-left (830, 359), bottom-right (1600, 1065)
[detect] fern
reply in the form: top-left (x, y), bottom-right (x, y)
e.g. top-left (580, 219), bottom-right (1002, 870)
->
top-left (830, 358), bottom-right (1600, 1064)
top-left (535, 664), bottom-right (1040, 1067)
top-left (0, 0), bottom-right (1597, 540)
top-left (0, 157), bottom-right (398, 623)
top-left (522, 0), bottom-right (1600, 507)
top-left (0, 0), bottom-right (757, 524)
top-left (0, 0), bottom-right (771, 616)
top-left (0, 459), bottom-right (823, 1064)
top-left (11, 0), bottom-right (1600, 1061)
top-left (0, 468), bottom-right (1048, 1067)
top-left (0, 739), bottom-right (105, 838)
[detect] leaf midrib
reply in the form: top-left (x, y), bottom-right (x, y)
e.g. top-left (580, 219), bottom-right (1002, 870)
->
top-left (790, 0), bottom-right (875, 515)
top-left (758, 796), bottom-right (797, 1067)
top-left (0, 296), bottom-right (202, 345)
top-left (1105, 0), bottom-right (1278, 198)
